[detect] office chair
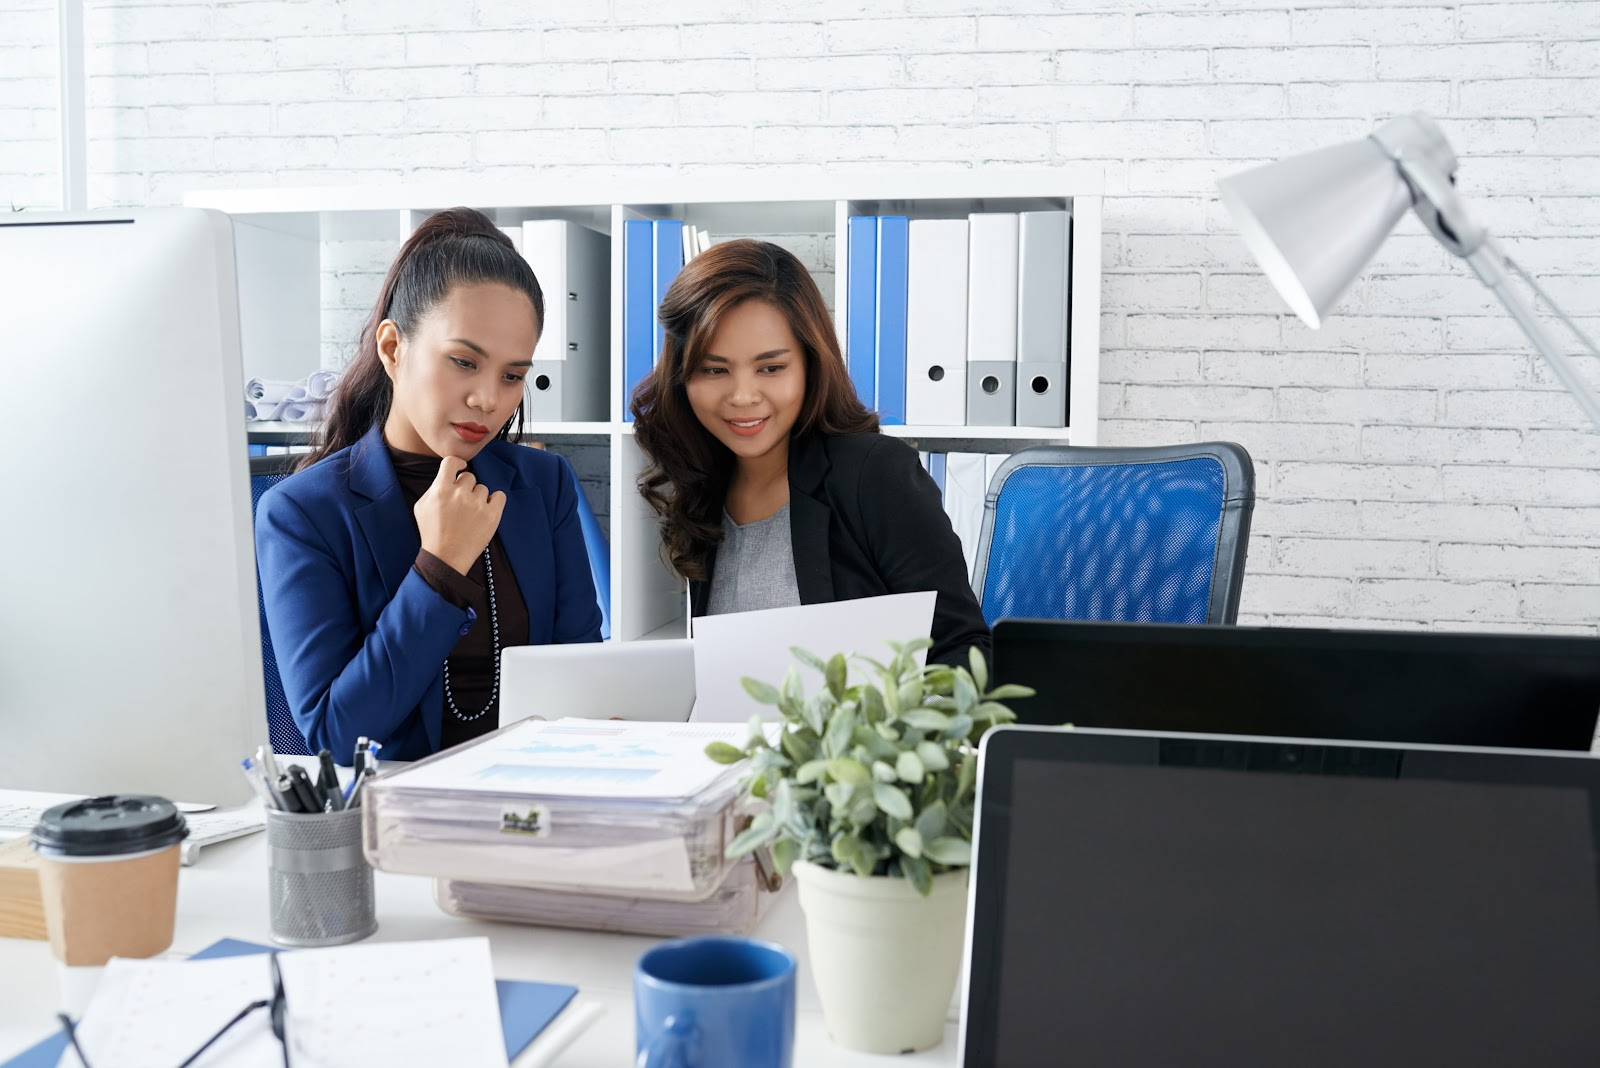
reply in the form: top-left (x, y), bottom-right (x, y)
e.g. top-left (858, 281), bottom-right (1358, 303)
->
top-left (248, 454), bottom-right (312, 756)
top-left (571, 470), bottom-right (613, 640)
top-left (971, 442), bottom-right (1255, 627)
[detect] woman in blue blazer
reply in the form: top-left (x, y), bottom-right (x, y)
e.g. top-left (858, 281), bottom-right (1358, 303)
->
top-left (256, 208), bottom-right (602, 762)
top-left (630, 239), bottom-right (989, 669)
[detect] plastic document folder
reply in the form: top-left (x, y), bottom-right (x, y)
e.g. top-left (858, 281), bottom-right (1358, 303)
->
top-left (363, 718), bottom-right (751, 900)
top-left (4, 938), bottom-right (580, 1068)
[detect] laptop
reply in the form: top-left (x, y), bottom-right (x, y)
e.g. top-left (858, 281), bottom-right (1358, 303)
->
top-left (961, 725), bottom-right (1600, 1066)
top-left (498, 640), bottom-right (696, 726)
top-left (991, 620), bottom-right (1600, 751)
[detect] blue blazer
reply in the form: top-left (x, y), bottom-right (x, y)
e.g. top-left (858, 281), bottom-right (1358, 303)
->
top-left (255, 423), bottom-right (602, 762)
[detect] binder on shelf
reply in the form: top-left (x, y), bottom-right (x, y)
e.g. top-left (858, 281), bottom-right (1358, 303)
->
top-left (1015, 210), bottom-right (1071, 429)
top-left (944, 451), bottom-right (988, 585)
top-left (906, 219), bottom-right (969, 426)
top-left (846, 215), bottom-right (878, 410)
top-left (874, 215), bottom-right (909, 425)
top-left (522, 220), bottom-right (610, 422)
top-left (653, 220), bottom-right (684, 360)
top-left (966, 213), bottom-right (1020, 427)
top-left (928, 451), bottom-right (947, 498)
top-left (622, 219), bottom-right (654, 422)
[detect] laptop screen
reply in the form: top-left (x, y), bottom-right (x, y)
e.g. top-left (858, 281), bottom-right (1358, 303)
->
top-left (991, 621), bottom-right (1600, 751)
top-left (963, 728), bottom-right (1600, 1067)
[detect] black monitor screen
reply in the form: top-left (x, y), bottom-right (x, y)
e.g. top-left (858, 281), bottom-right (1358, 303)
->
top-left (963, 732), bottom-right (1600, 1067)
top-left (991, 621), bottom-right (1600, 751)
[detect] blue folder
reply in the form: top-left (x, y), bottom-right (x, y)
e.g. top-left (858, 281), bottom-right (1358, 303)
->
top-left (874, 215), bottom-right (909, 425)
top-left (622, 218), bottom-right (654, 423)
top-left (3, 938), bottom-right (578, 1067)
top-left (653, 220), bottom-right (684, 361)
top-left (846, 215), bottom-right (878, 410)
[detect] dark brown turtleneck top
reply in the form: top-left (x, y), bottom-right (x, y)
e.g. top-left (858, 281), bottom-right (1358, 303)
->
top-left (387, 444), bottom-right (530, 750)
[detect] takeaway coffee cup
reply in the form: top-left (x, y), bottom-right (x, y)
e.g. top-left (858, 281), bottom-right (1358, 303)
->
top-left (30, 795), bottom-right (188, 966)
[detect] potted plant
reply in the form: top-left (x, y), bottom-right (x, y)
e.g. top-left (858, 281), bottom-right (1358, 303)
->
top-left (706, 638), bottom-right (1034, 1055)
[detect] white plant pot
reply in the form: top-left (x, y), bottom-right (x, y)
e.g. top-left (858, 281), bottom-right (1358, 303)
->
top-left (792, 859), bottom-right (969, 1055)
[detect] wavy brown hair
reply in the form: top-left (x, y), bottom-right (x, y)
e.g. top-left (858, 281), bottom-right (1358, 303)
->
top-left (300, 207), bottom-right (543, 470)
top-left (631, 238), bottom-right (879, 581)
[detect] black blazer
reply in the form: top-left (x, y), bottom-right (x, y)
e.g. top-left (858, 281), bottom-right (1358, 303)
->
top-left (689, 431), bottom-right (991, 669)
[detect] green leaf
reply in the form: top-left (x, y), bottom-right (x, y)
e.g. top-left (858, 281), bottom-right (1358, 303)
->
top-left (901, 708), bottom-right (951, 731)
top-left (894, 826), bottom-right (924, 859)
top-left (795, 758), bottom-right (830, 785)
top-left (873, 720), bottom-right (900, 742)
top-left (790, 646), bottom-right (826, 675)
top-left (922, 668), bottom-right (956, 695)
top-left (972, 701), bottom-right (1017, 724)
top-left (915, 741), bottom-right (950, 772)
top-left (750, 773), bottom-right (768, 800)
top-left (902, 636), bottom-right (934, 655)
top-left (705, 741), bottom-right (746, 764)
top-left (824, 780), bottom-right (854, 811)
top-left (800, 695), bottom-right (827, 736)
top-left (872, 782), bottom-right (913, 820)
top-left (915, 800), bottom-right (948, 842)
top-left (857, 686), bottom-right (886, 723)
top-left (901, 854), bottom-right (933, 896)
top-left (969, 646), bottom-right (989, 692)
top-left (896, 749), bottom-right (926, 784)
top-left (923, 837), bottom-right (971, 867)
top-left (956, 754), bottom-right (977, 800)
top-left (831, 832), bottom-right (861, 868)
top-left (779, 726), bottom-right (813, 764)
top-left (770, 837), bottom-right (799, 875)
top-left (953, 670), bottom-right (979, 716)
top-left (872, 760), bottom-right (898, 783)
top-left (897, 678), bottom-right (924, 711)
top-left (942, 713), bottom-right (974, 740)
top-left (781, 665), bottom-right (804, 705)
top-left (741, 676), bottom-right (782, 706)
top-left (726, 815), bottom-right (778, 857)
top-left (825, 653), bottom-right (848, 700)
top-left (984, 683), bottom-right (1037, 701)
top-left (826, 757), bottom-right (871, 785)
top-left (824, 701), bottom-right (857, 757)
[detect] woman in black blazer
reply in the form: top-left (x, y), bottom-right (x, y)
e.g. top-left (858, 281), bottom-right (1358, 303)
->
top-left (630, 239), bottom-right (989, 668)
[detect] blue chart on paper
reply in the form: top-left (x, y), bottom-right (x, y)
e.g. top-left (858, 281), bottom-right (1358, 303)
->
top-left (474, 765), bottom-right (659, 785)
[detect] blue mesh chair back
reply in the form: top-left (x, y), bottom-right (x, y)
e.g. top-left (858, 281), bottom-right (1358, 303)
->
top-left (571, 470), bottom-right (612, 640)
top-left (972, 442), bottom-right (1255, 627)
top-left (249, 455), bottom-right (312, 756)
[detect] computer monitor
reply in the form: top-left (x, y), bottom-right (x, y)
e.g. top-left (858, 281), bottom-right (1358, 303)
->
top-left (0, 208), bottom-right (266, 804)
top-left (962, 726), bottom-right (1600, 1066)
top-left (991, 619), bottom-right (1600, 751)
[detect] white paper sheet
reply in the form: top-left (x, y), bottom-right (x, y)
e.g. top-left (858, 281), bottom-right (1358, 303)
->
top-left (62, 938), bottom-right (507, 1068)
top-left (390, 718), bottom-right (748, 800)
top-left (688, 592), bottom-right (937, 722)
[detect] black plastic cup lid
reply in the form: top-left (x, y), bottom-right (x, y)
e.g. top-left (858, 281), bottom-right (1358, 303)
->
top-left (30, 795), bottom-right (189, 858)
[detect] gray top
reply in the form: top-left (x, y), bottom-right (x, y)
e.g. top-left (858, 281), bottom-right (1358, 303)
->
top-left (705, 502), bottom-right (802, 615)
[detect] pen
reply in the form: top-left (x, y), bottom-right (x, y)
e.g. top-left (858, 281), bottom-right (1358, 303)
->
top-left (316, 749), bottom-right (344, 811)
top-left (352, 736), bottom-right (370, 781)
top-left (286, 766), bottom-right (323, 814)
top-left (273, 774), bottom-right (303, 813)
top-left (259, 742), bottom-right (281, 783)
top-left (246, 756), bottom-right (291, 811)
top-left (239, 758), bottom-right (276, 809)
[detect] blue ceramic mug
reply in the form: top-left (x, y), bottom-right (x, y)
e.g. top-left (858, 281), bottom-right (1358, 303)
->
top-left (634, 936), bottom-right (797, 1068)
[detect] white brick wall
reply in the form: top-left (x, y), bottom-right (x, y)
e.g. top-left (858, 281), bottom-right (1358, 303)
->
top-left (5, 0), bottom-right (1598, 632)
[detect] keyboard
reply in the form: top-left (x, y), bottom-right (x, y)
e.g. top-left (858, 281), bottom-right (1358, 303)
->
top-left (0, 789), bottom-right (265, 866)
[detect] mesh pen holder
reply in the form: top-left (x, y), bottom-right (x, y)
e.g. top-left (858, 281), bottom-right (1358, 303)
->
top-left (266, 806), bottom-right (377, 947)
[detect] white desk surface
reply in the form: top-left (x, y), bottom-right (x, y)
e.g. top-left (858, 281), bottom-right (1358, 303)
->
top-left (0, 828), bottom-right (960, 1066)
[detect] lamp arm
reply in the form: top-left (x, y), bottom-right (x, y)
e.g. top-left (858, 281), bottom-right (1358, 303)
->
top-left (1392, 151), bottom-right (1600, 434)
top-left (1465, 235), bottom-right (1600, 434)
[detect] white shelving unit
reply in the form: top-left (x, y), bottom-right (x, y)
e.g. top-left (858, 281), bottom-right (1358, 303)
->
top-left (190, 169), bottom-right (1103, 643)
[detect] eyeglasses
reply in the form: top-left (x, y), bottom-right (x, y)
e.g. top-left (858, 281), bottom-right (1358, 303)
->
top-left (58, 951), bottom-right (291, 1068)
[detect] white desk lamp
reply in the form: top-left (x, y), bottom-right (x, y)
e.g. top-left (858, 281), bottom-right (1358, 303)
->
top-left (1216, 113), bottom-right (1600, 432)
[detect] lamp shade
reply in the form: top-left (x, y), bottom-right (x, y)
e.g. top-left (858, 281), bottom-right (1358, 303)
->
top-left (1217, 136), bottom-right (1414, 329)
